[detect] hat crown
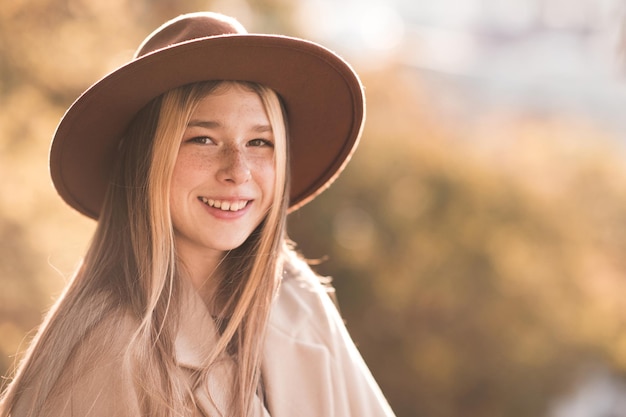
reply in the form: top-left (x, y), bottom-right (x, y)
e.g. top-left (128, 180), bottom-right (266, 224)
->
top-left (134, 12), bottom-right (247, 59)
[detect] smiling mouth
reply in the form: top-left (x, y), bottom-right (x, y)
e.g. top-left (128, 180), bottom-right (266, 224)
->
top-left (199, 197), bottom-right (250, 212)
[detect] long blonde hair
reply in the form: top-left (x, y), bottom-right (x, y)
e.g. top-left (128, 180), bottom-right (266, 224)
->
top-left (0, 80), bottom-right (290, 416)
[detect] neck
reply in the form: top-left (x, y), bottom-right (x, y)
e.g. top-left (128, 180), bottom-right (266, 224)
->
top-left (176, 244), bottom-right (225, 308)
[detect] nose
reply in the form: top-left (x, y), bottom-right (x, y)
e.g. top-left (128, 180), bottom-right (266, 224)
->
top-left (217, 146), bottom-right (251, 184)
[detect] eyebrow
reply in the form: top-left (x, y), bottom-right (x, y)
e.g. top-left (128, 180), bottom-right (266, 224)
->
top-left (187, 119), bottom-right (273, 132)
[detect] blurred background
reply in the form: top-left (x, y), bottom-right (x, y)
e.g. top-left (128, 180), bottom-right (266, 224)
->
top-left (2, 0), bottom-right (626, 416)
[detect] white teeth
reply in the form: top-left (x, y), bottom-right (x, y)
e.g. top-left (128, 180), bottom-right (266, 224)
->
top-left (200, 197), bottom-right (248, 212)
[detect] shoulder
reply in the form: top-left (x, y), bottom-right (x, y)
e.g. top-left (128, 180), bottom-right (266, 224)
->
top-left (270, 251), bottom-right (342, 343)
top-left (7, 298), bottom-right (142, 417)
top-left (56, 307), bottom-right (139, 393)
top-left (264, 253), bottom-right (397, 417)
top-left (68, 306), bottom-right (139, 371)
top-left (265, 253), bottom-right (398, 417)
top-left (280, 250), bottom-right (335, 310)
top-left (33, 307), bottom-right (141, 417)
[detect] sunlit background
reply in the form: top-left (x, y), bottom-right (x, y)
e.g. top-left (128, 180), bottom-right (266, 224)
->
top-left (3, 0), bottom-right (626, 416)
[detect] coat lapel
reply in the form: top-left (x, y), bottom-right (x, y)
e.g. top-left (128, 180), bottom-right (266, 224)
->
top-left (262, 269), bottom-right (335, 417)
top-left (174, 281), bottom-right (216, 369)
top-left (262, 255), bottom-right (396, 417)
top-left (174, 280), bottom-right (270, 417)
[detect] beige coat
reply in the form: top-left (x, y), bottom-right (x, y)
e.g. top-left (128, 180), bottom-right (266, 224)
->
top-left (14, 257), bottom-right (395, 416)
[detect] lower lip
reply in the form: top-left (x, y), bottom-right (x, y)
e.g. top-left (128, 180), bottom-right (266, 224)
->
top-left (201, 201), bottom-right (252, 220)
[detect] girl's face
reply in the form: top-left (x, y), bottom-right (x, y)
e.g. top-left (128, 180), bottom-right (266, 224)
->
top-left (170, 84), bottom-right (276, 270)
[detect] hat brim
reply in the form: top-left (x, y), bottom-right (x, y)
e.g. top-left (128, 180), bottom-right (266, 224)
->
top-left (50, 34), bottom-right (364, 219)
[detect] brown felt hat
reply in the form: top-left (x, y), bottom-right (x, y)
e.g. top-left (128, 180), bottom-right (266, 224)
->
top-left (50, 11), bottom-right (365, 219)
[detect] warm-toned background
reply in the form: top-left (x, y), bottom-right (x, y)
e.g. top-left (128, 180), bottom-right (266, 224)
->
top-left (3, 1), bottom-right (626, 416)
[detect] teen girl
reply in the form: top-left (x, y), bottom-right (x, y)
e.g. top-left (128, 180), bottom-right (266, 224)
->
top-left (0, 12), bottom-right (395, 417)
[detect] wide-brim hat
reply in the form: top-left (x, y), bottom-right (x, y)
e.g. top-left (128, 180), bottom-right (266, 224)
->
top-left (50, 11), bottom-right (365, 219)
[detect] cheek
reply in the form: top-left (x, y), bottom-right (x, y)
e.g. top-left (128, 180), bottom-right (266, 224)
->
top-left (169, 163), bottom-right (186, 214)
top-left (254, 161), bottom-right (277, 201)
top-left (169, 164), bottom-right (187, 198)
top-left (171, 152), bottom-right (209, 190)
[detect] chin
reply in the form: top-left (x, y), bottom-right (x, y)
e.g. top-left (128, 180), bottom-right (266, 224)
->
top-left (220, 237), bottom-right (253, 252)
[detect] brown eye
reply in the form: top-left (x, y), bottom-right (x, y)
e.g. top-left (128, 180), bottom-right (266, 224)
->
top-left (189, 136), bottom-right (215, 145)
top-left (248, 138), bottom-right (273, 147)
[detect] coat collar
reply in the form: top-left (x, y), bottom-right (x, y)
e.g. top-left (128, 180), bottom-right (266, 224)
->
top-left (173, 279), bottom-right (271, 417)
top-left (174, 279), bottom-right (219, 369)
top-left (172, 259), bottom-right (394, 417)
